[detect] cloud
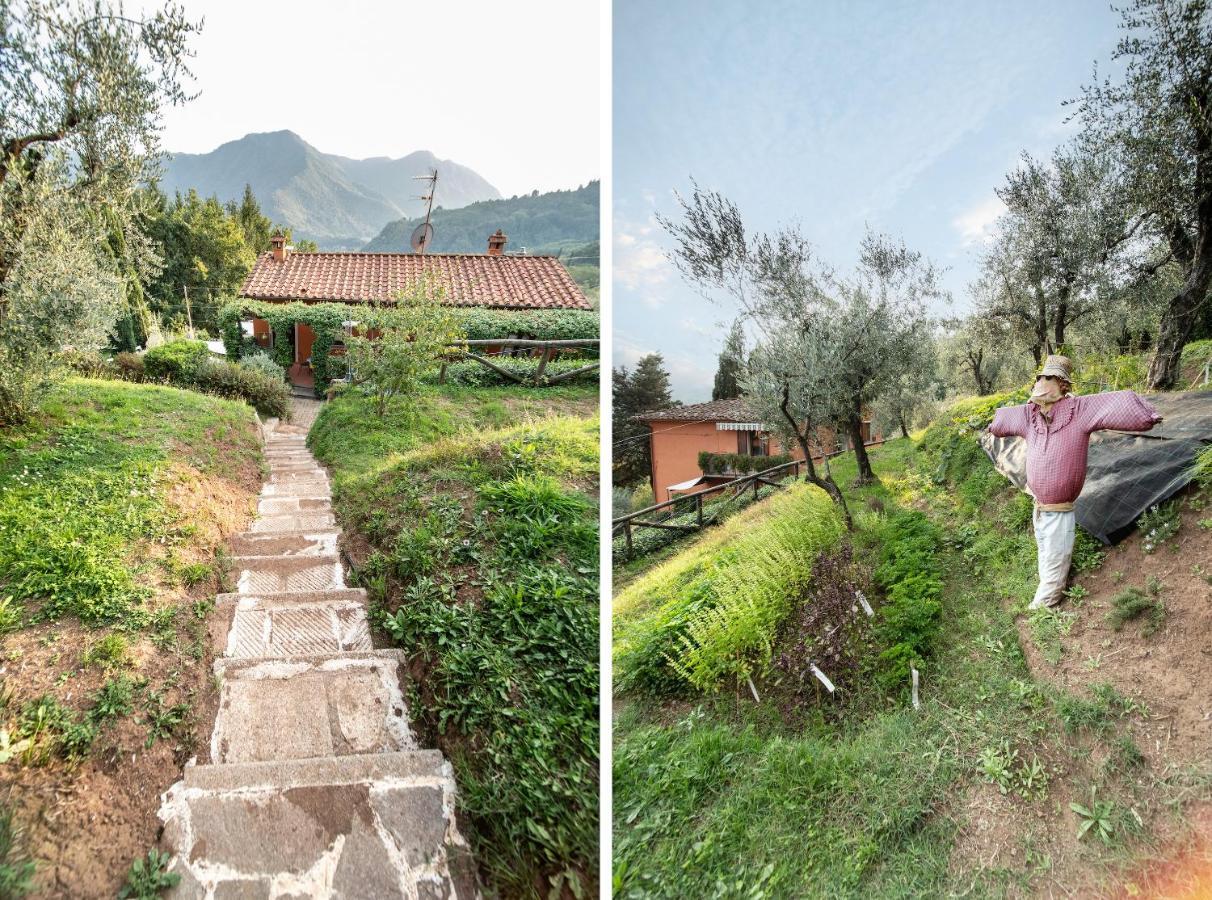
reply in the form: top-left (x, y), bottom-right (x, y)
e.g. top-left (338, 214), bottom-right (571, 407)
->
top-left (614, 331), bottom-right (716, 402)
top-left (614, 213), bottom-right (672, 298)
top-left (953, 195), bottom-right (1006, 246)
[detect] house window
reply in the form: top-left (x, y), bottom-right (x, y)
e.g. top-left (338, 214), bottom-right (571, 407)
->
top-left (736, 430), bottom-right (769, 456)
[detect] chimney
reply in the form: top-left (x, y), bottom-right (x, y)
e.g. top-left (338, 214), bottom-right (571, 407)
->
top-left (270, 232), bottom-right (288, 262)
top-left (487, 229), bottom-right (507, 256)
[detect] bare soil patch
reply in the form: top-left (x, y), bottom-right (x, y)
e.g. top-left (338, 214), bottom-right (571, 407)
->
top-left (1018, 497), bottom-right (1212, 765)
top-left (1, 464), bottom-right (257, 898)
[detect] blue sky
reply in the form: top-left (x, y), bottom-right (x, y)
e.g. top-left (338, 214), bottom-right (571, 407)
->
top-left (613, 0), bottom-right (1123, 401)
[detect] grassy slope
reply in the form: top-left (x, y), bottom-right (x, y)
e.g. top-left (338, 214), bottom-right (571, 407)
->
top-left (309, 383), bottom-right (599, 899)
top-left (0, 378), bottom-right (262, 897)
top-left (614, 409), bottom-right (1212, 897)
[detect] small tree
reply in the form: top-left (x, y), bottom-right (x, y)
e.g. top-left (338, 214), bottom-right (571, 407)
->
top-left (0, 0), bottom-right (198, 422)
top-left (344, 286), bottom-right (465, 417)
top-left (612, 353), bottom-right (678, 488)
top-left (712, 319), bottom-right (746, 400)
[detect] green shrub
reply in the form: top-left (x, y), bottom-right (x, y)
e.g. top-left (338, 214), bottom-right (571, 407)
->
top-left (614, 483), bottom-right (844, 693)
top-left (192, 359), bottom-right (290, 418)
top-left (143, 339), bottom-right (210, 383)
top-left (58, 349), bottom-right (109, 378)
top-left (237, 350), bottom-right (285, 382)
top-left (697, 451), bottom-right (793, 475)
top-left (871, 510), bottom-right (944, 689)
top-left (113, 352), bottom-right (145, 381)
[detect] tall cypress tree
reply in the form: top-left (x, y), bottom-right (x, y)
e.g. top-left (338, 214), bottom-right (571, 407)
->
top-left (712, 319), bottom-right (746, 400)
top-left (613, 353), bottom-right (678, 487)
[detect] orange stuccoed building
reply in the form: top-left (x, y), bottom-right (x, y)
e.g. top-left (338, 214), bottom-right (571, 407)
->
top-left (637, 398), bottom-right (876, 503)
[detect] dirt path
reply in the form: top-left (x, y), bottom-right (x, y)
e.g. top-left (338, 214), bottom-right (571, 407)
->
top-left (158, 416), bottom-right (477, 898)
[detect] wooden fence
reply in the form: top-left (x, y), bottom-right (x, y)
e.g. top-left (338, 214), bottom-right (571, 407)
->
top-left (440, 338), bottom-right (600, 386)
top-left (611, 439), bottom-right (889, 555)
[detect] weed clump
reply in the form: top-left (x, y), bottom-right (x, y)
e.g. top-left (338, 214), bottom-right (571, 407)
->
top-left (1107, 579), bottom-right (1165, 634)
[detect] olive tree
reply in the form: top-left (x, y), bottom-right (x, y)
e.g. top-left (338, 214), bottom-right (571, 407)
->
top-left (0, 0), bottom-right (197, 423)
top-left (344, 287), bottom-right (466, 417)
top-left (1073, 0), bottom-right (1212, 388)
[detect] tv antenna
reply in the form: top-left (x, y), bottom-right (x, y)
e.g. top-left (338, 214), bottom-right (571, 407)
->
top-left (410, 168), bottom-right (438, 254)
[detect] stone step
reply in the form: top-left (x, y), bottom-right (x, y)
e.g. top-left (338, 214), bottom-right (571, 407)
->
top-left (269, 469), bottom-right (329, 484)
top-left (159, 752), bottom-right (474, 900)
top-left (211, 651), bottom-right (415, 764)
top-left (264, 452), bottom-right (316, 463)
top-left (229, 531), bottom-right (339, 558)
top-left (250, 512), bottom-right (336, 533)
top-left (234, 555), bottom-right (344, 594)
top-left (260, 480), bottom-right (330, 498)
top-left (268, 465), bottom-right (327, 477)
top-left (225, 600), bottom-right (371, 659)
top-left (257, 496), bottom-right (332, 516)
top-left (216, 587), bottom-right (368, 608)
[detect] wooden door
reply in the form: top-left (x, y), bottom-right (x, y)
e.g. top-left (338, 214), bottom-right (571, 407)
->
top-left (296, 322), bottom-right (316, 366)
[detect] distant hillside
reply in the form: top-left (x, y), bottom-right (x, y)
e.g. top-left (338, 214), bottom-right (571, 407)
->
top-left (363, 181), bottom-right (599, 254)
top-left (160, 131), bottom-right (500, 249)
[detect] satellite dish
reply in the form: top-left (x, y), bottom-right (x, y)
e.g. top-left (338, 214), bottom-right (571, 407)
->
top-left (410, 222), bottom-right (434, 253)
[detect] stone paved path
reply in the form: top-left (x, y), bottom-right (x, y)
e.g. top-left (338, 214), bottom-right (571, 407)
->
top-left (159, 415), bottom-right (475, 899)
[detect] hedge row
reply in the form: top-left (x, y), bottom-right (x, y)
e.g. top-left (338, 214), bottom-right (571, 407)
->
top-left (60, 342), bottom-right (291, 419)
top-left (697, 451), bottom-right (794, 475)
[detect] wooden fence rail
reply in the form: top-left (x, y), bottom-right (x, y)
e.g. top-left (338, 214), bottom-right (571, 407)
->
top-left (440, 338), bottom-right (600, 386)
top-left (611, 438), bottom-right (890, 555)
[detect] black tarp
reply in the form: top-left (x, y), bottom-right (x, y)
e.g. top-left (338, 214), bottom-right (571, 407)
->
top-left (978, 390), bottom-right (1212, 545)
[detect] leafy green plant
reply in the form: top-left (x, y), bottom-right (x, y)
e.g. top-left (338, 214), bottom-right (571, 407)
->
top-left (81, 633), bottom-right (131, 670)
top-left (1070, 788), bottom-right (1116, 845)
top-left (118, 849), bottom-right (179, 899)
top-left (89, 676), bottom-right (135, 723)
top-left (871, 510), bottom-right (944, 689)
top-left (1138, 501), bottom-right (1180, 552)
top-left (0, 596), bottom-right (19, 636)
top-left (143, 692), bottom-right (189, 748)
top-left (615, 484), bottom-right (844, 692)
top-left (977, 741), bottom-right (1017, 794)
top-left (0, 805), bottom-right (35, 898)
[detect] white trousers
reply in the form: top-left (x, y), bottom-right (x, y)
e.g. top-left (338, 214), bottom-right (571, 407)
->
top-left (1031, 508), bottom-right (1075, 608)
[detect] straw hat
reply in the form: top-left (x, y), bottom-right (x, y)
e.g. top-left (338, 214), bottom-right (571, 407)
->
top-left (1038, 354), bottom-right (1073, 383)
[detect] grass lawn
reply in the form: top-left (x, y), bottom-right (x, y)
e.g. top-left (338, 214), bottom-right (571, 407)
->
top-left (613, 408), bottom-right (1212, 898)
top-left (0, 377), bottom-right (262, 898)
top-left (309, 382), bottom-right (600, 900)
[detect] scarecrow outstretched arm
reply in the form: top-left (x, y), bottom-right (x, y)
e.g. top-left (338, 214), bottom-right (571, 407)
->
top-left (1079, 390), bottom-right (1162, 433)
top-left (987, 404), bottom-right (1028, 438)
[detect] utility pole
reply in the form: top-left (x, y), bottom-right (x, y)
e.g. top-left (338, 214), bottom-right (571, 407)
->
top-left (184, 284), bottom-right (194, 339)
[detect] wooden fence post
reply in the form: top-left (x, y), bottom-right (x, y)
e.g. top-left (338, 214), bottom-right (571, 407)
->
top-left (625, 521), bottom-right (633, 555)
top-left (696, 492), bottom-right (704, 527)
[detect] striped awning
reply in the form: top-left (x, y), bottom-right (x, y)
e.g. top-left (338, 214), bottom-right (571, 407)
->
top-left (716, 422), bottom-right (766, 431)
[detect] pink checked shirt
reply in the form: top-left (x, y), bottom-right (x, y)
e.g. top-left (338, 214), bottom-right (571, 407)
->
top-left (987, 390), bottom-right (1161, 505)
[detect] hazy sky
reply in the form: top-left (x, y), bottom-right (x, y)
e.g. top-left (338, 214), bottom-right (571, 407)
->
top-left (613, 0), bottom-right (1124, 401)
top-left (127, 0), bottom-right (600, 196)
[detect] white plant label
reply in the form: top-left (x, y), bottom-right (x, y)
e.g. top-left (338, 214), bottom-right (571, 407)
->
top-left (810, 664), bottom-right (836, 693)
top-left (855, 591), bottom-right (874, 618)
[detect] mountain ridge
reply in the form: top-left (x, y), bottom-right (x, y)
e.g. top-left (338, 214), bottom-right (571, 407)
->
top-left (159, 130), bottom-right (502, 249)
top-left (363, 181), bottom-right (600, 254)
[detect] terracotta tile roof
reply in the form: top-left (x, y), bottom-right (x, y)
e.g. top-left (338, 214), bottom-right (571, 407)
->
top-left (239, 252), bottom-right (592, 310)
top-left (637, 398), bottom-right (759, 422)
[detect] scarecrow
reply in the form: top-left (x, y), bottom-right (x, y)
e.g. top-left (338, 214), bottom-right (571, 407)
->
top-left (985, 356), bottom-right (1161, 609)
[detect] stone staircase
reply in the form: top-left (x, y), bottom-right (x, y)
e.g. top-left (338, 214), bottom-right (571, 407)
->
top-left (159, 419), bottom-right (476, 899)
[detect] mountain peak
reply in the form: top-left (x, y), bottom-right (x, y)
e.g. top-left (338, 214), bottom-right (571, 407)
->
top-left (160, 133), bottom-right (501, 248)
